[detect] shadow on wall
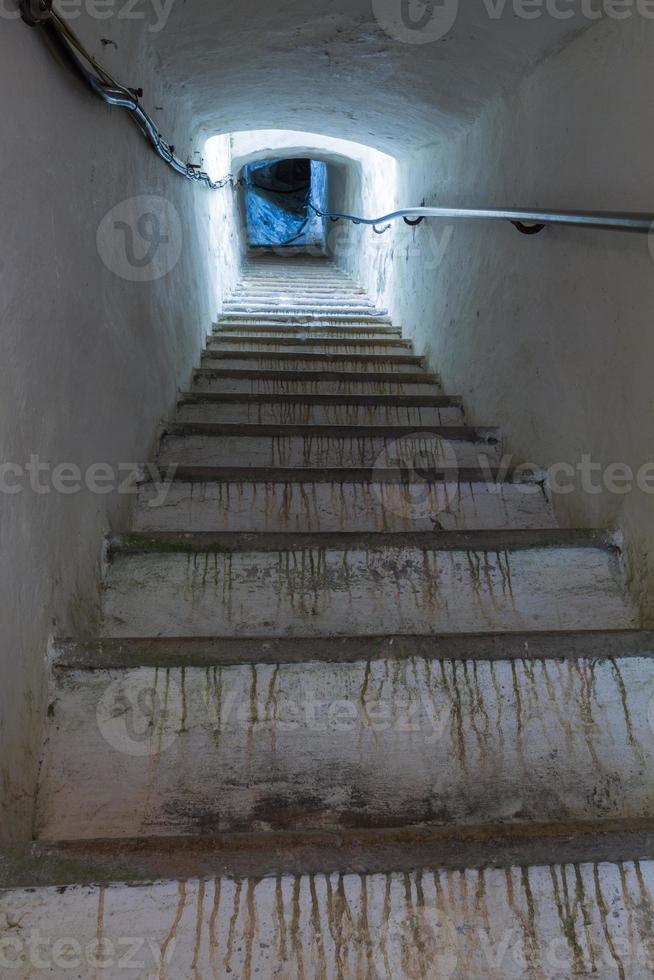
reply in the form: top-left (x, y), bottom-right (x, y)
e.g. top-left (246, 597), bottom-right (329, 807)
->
top-left (242, 158), bottom-right (328, 249)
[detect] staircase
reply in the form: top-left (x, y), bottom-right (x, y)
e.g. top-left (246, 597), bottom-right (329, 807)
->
top-left (3, 254), bottom-right (654, 978)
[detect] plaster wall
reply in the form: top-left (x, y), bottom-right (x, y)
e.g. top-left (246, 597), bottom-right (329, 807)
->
top-left (392, 16), bottom-right (654, 620)
top-left (0, 15), bottom-right (243, 840)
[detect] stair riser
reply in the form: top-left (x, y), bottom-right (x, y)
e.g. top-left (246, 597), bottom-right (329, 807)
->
top-left (101, 545), bottom-right (635, 638)
top-left (229, 292), bottom-right (373, 301)
top-left (193, 376), bottom-right (441, 396)
top-left (232, 290), bottom-right (366, 299)
top-left (234, 280), bottom-right (364, 286)
top-left (214, 325), bottom-right (402, 338)
top-left (38, 655), bottom-right (653, 840)
top-left (208, 342), bottom-right (412, 356)
top-left (135, 479), bottom-right (555, 533)
top-left (4, 865), bottom-right (654, 979)
top-left (220, 314), bottom-right (392, 325)
top-left (158, 434), bottom-right (501, 469)
top-left (201, 356), bottom-right (422, 374)
top-left (176, 402), bottom-right (464, 426)
top-left (224, 301), bottom-right (381, 310)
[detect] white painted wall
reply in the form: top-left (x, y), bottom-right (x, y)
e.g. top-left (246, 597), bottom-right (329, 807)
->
top-left (392, 16), bottom-right (654, 621)
top-left (0, 16), bottom-right (243, 840)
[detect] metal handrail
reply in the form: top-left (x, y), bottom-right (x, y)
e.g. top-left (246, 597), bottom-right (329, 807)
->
top-left (310, 204), bottom-right (654, 236)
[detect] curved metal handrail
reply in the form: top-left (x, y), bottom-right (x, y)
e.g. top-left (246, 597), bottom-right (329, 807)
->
top-left (310, 204), bottom-right (654, 235)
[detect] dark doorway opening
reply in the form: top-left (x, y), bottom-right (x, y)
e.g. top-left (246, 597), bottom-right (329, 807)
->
top-left (243, 158), bottom-right (328, 249)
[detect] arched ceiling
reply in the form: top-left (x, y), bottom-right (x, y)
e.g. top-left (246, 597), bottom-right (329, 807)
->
top-left (228, 130), bottom-right (396, 174)
top-left (151, 1), bottom-right (593, 157)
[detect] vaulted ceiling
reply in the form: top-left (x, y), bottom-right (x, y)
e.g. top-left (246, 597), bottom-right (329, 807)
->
top-left (152, 1), bottom-right (593, 156)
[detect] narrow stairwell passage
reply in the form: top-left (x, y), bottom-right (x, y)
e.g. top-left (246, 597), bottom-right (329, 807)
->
top-left (5, 254), bottom-right (654, 978)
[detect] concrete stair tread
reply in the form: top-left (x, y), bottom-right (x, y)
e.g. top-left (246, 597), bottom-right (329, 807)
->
top-left (207, 337), bottom-right (412, 350)
top-left (201, 350), bottom-right (423, 367)
top-left (110, 527), bottom-right (618, 554)
top-left (4, 819), bottom-right (654, 888)
top-left (52, 629), bottom-right (654, 669)
top-left (162, 422), bottom-right (498, 440)
top-left (220, 313), bottom-right (393, 324)
top-left (175, 393), bottom-right (465, 425)
top-left (214, 322), bottom-right (402, 336)
top-left (100, 528), bottom-right (634, 637)
top-left (139, 464), bottom-right (533, 482)
top-left (135, 466), bottom-right (554, 533)
top-left (193, 367), bottom-right (441, 383)
top-left (34, 634), bottom-right (649, 840)
top-left (179, 392), bottom-right (461, 407)
top-left (158, 425), bottom-right (501, 468)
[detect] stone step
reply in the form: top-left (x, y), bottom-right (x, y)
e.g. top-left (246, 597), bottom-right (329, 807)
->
top-left (100, 530), bottom-right (636, 638)
top-left (225, 302), bottom-right (382, 313)
top-left (52, 629), bottom-right (654, 669)
top-left (175, 392), bottom-right (464, 426)
top-left (5, 847), bottom-right (654, 980)
top-left (5, 838), bottom-right (654, 980)
top-left (239, 275), bottom-right (355, 284)
top-left (135, 468), bottom-right (553, 533)
top-left (224, 298), bottom-right (382, 308)
top-left (207, 337), bottom-right (413, 356)
top-left (224, 307), bottom-right (390, 320)
top-left (157, 424), bottom-right (502, 469)
top-left (36, 644), bottom-right (652, 842)
top-left (214, 320), bottom-right (403, 337)
top-left (221, 312), bottom-right (393, 326)
top-left (232, 287), bottom-right (367, 297)
top-left (200, 351), bottom-right (425, 374)
top-left (230, 290), bottom-right (373, 300)
top-left (192, 368), bottom-right (442, 397)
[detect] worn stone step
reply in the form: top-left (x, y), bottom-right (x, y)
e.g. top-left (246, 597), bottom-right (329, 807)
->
top-left (214, 321), bottom-right (403, 338)
top-left (4, 847), bottom-right (654, 980)
top-left (207, 337), bottom-right (413, 356)
top-left (175, 392), bottom-right (464, 426)
top-left (52, 629), bottom-right (654, 670)
top-left (201, 351), bottom-right (424, 374)
top-left (192, 368), bottom-right (442, 397)
top-left (239, 276), bottom-right (356, 285)
top-left (135, 468), bottom-right (552, 533)
top-left (157, 424), bottom-right (502, 469)
top-left (232, 288), bottom-right (367, 298)
top-left (230, 292), bottom-right (374, 303)
top-left (224, 301), bottom-right (384, 313)
top-left (100, 530), bottom-right (636, 638)
top-left (221, 312), bottom-right (393, 326)
top-left (223, 298), bottom-right (388, 316)
top-left (8, 823), bottom-right (654, 886)
top-left (36, 650), bottom-right (652, 842)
